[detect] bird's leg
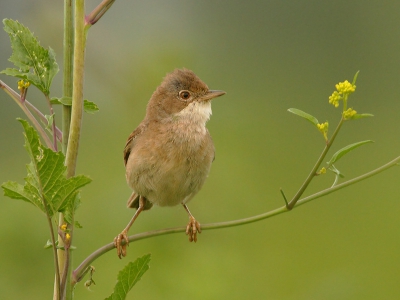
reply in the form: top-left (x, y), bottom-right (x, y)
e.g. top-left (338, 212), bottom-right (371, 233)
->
top-left (182, 204), bottom-right (201, 242)
top-left (114, 194), bottom-right (146, 258)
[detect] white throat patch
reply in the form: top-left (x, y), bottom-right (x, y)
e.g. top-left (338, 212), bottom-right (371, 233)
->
top-left (174, 101), bottom-right (212, 126)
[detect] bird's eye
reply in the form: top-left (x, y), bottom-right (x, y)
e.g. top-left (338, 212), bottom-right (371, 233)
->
top-left (179, 90), bottom-right (191, 100)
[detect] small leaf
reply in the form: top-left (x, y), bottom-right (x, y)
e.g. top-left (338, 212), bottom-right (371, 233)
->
top-left (327, 140), bottom-right (374, 166)
top-left (44, 114), bottom-right (54, 130)
top-left (50, 97), bottom-right (99, 114)
top-left (105, 254), bottom-right (151, 300)
top-left (1, 19), bottom-right (59, 95)
top-left (287, 108), bottom-right (319, 126)
top-left (44, 239), bottom-right (54, 249)
top-left (51, 97), bottom-right (72, 105)
top-left (83, 100), bottom-right (99, 114)
top-left (1, 119), bottom-right (92, 217)
top-left (350, 113), bottom-right (374, 120)
top-left (74, 221), bottom-right (83, 229)
top-left (352, 70), bottom-right (360, 86)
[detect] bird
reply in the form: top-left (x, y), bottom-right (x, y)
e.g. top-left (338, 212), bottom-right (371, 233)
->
top-left (114, 68), bottom-right (225, 258)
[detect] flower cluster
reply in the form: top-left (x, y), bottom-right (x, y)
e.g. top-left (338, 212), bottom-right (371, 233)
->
top-left (343, 108), bottom-right (357, 120)
top-left (328, 80), bottom-right (356, 108)
top-left (317, 121), bottom-right (329, 141)
top-left (17, 79), bottom-right (30, 90)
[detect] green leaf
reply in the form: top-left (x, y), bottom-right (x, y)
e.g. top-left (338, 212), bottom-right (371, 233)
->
top-left (1, 19), bottom-right (59, 95)
top-left (83, 100), bottom-right (99, 114)
top-left (350, 113), bottom-right (374, 120)
top-left (287, 108), bottom-right (319, 126)
top-left (352, 70), bottom-right (360, 86)
top-left (51, 97), bottom-right (99, 114)
top-left (1, 119), bottom-right (91, 217)
top-left (105, 254), bottom-right (151, 300)
top-left (74, 220), bottom-right (83, 229)
top-left (327, 140), bottom-right (374, 166)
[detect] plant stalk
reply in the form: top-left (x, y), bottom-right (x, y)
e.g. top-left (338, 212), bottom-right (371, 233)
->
top-left (56, 0), bottom-right (74, 299)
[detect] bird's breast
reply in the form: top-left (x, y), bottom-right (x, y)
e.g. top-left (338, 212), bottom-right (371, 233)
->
top-left (126, 116), bottom-right (214, 207)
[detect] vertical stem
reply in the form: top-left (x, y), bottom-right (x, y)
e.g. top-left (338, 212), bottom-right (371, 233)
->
top-left (65, 0), bottom-right (86, 178)
top-left (56, 0), bottom-right (74, 299)
top-left (48, 215), bottom-right (61, 300)
top-left (64, 0), bottom-right (86, 299)
top-left (63, 0), bottom-right (73, 154)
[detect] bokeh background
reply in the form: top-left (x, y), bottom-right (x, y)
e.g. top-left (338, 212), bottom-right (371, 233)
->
top-left (1, 1), bottom-right (400, 299)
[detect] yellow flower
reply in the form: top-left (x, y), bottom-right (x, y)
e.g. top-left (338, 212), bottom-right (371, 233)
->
top-left (335, 80), bottom-right (356, 94)
top-left (317, 122), bottom-right (329, 141)
top-left (319, 167), bottom-right (326, 174)
top-left (328, 91), bottom-right (341, 107)
top-left (61, 224), bottom-right (67, 231)
top-left (343, 108), bottom-right (357, 120)
top-left (66, 233), bottom-right (71, 241)
top-left (17, 80), bottom-right (30, 90)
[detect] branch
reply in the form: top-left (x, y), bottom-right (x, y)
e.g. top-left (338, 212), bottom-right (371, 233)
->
top-left (1, 79), bottom-right (55, 149)
top-left (72, 155), bottom-right (400, 284)
top-left (86, 0), bottom-right (115, 26)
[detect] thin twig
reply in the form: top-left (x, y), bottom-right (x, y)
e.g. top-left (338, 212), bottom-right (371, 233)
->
top-left (72, 155), bottom-right (400, 284)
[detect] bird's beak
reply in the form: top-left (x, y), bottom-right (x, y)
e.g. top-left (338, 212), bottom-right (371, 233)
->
top-left (200, 90), bottom-right (226, 102)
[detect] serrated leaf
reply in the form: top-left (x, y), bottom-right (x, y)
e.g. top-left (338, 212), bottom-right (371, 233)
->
top-left (1, 19), bottom-right (59, 95)
top-left (287, 108), bottom-right (319, 126)
top-left (350, 113), bottom-right (374, 120)
top-left (51, 97), bottom-right (99, 114)
top-left (327, 140), bottom-right (374, 166)
top-left (105, 254), bottom-right (151, 300)
top-left (1, 119), bottom-right (91, 217)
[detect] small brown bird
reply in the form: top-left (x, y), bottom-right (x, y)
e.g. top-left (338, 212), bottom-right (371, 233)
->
top-left (114, 68), bottom-right (225, 258)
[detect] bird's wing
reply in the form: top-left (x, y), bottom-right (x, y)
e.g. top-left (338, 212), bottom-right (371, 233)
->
top-left (123, 123), bottom-right (147, 166)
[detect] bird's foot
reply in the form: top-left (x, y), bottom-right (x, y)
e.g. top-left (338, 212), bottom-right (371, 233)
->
top-left (114, 230), bottom-right (129, 259)
top-left (186, 216), bottom-right (201, 242)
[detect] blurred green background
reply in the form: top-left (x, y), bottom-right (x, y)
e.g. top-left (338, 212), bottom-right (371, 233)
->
top-left (1, 1), bottom-right (400, 299)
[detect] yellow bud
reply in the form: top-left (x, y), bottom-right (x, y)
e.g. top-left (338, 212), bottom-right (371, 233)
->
top-left (335, 80), bottom-right (356, 94)
top-left (343, 108), bottom-right (357, 120)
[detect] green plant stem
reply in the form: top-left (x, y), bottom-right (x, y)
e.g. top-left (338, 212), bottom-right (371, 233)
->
top-left (72, 155), bottom-right (400, 284)
top-left (0, 79), bottom-right (55, 149)
top-left (48, 215), bottom-right (61, 300)
top-left (287, 117), bottom-right (344, 209)
top-left (65, 0), bottom-right (86, 179)
top-left (63, 1), bottom-right (87, 299)
top-left (57, 0), bottom-right (74, 299)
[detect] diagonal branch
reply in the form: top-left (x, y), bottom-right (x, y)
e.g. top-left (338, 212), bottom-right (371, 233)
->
top-left (72, 155), bottom-right (400, 284)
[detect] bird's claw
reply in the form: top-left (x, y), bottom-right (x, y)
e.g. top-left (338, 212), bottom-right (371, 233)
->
top-left (186, 216), bottom-right (201, 242)
top-left (114, 231), bottom-right (129, 259)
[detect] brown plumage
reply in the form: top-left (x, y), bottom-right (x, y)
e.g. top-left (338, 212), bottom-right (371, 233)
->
top-left (114, 69), bottom-right (225, 258)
